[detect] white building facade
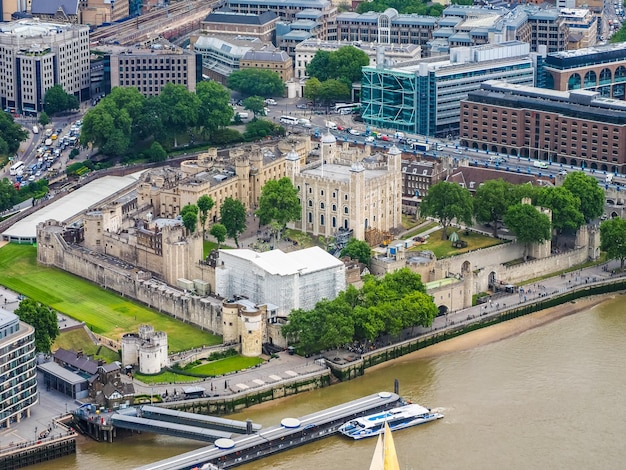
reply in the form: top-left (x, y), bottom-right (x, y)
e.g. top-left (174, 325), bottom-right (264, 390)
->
top-left (215, 246), bottom-right (346, 316)
top-left (0, 20), bottom-right (90, 113)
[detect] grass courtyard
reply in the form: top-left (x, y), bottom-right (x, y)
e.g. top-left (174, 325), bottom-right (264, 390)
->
top-left (0, 244), bottom-right (221, 352)
top-left (53, 328), bottom-right (121, 363)
top-left (410, 228), bottom-right (504, 258)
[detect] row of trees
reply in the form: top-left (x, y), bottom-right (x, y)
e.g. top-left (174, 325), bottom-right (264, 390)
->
top-left (43, 85), bottom-right (79, 116)
top-left (420, 172), bottom-right (605, 259)
top-left (0, 111), bottom-right (28, 158)
top-left (80, 82), bottom-right (234, 157)
top-left (227, 69), bottom-right (284, 98)
top-left (356, 0), bottom-right (471, 15)
top-left (282, 268), bottom-right (438, 354)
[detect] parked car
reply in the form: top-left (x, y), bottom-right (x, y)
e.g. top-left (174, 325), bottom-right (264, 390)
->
top-left (348, 128), bottom-right (360, 136)
top-left (365, 136), bottom-right (375, 143)
top-left (296, 104), bottom-right (308, 109)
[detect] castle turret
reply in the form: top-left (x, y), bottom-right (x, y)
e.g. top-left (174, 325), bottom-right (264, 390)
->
top-left (221, 300), bottom-right (240, 344)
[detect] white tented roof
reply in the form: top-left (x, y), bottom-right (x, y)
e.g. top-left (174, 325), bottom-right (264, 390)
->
top-left (221, 246), bottom-right (342, 276)
top-left (2, 174), bottom-right (140, 243)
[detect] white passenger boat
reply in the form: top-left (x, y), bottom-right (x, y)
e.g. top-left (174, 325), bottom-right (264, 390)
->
top-left (338, 403), bottom-right (443, 440)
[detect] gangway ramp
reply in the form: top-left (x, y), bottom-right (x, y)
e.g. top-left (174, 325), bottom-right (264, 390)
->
top-left (139, 405), bottom-right (262, 434)
top-left (111, 414), bottom-right (233, 443)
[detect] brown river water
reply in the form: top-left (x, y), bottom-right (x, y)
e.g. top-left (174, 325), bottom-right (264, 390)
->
top-left (32, 295), bottom-right (626, 470)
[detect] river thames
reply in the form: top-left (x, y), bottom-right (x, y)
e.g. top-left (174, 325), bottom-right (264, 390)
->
top-left (32, 295), bottom-right (626, 470)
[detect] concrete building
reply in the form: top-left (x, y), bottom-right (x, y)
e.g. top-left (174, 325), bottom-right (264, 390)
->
top-left (0, 19), bottom-right (90, 113)
top-left (80, 0), bottom-right (129, 26)
top-left (226, 0), bottom-right (337, 40)
top-left (294, 38), bottom-right (421, 79)
top-left (289, 135), bottom-right (402, 242)
top-left (360, 41), bottom-right (538, 137)
top-left (524, 6), bottom-right (569, 53)
top-left (540, 42), bottom-right (626, 99)
top-left (215, 246), bottom-right (346, 317)
top-left (460, 80), bottom-right (626, 174)
top-left (104, 48), bottom-right (202, 97)
top-left (561, 8), bottom-right (598, 49)
top-left (0, 309), bottom-right (37, 429)
top-left (121, 325), bottom-right (169, 375)
top-left (201, 10), bottom-right (279, 43)
top-left (240, 49), bottom-right (293, 82)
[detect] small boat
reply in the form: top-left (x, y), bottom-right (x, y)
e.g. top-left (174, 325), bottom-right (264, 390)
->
top-left (369, 421), bottom-right (399, 470)
top-left (338, 403), bottom-right (443, 440)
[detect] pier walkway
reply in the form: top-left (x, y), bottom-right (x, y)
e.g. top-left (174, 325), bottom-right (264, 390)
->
top-left (136, 391), bottom-right (402, 470)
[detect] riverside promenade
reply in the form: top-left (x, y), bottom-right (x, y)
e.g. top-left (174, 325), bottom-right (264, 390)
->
top-left (0, 254), bottom-right (624, 451)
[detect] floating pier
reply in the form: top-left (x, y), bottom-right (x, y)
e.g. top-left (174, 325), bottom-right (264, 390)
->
top-left (136, 391), bottom-right (403, 470)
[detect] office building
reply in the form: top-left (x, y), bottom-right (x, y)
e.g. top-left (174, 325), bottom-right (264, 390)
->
top-left (240, 49), bottom-right (293, 81)
top-left (460, 80), bottom-right (626, 174)
top-left (0, 309), bottom-right (37, 429)
top-left (105, 48), bottom-right (202, 97)
top-left (0, 20), bottom-right (90, 113)
top-left (360, 41), bottom-right (537, 137)
top-left (561, 8), bottom-right (598, 49)
top-left (201, 10), bottom-right (279, 43)
top-left (541, 42), bottom-right (626, 99)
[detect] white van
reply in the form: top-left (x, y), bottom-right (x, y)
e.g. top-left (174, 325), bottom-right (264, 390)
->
top-left (298, 118), bottom-right (311, 127)
top-left (237, 112), bottom-right (249, 119)
top-left (325, 121), bottom-right (337, 130)
top-left (606, 174), bottom-right (614, 184)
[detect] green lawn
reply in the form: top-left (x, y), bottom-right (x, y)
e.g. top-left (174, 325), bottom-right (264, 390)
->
top-left (135, 371), bottom-right (202, 384)
top-left (400, 221), bottom-right (439, 240)
top-left (0, 244), bottom-right (221, 352)
top-left (53, 328), bottom-right (120, 363)
top-left (188, 356), bottom-right (263, 376)
top-left (410, 228), bottom-right (503, 258)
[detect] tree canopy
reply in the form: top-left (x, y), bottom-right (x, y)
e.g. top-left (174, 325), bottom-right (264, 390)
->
top-left (600, 217), bottom-right (626, 271)
top-left (503, 204), bottom-right (552, 260)
top-left (562, 171), bottom-right (604, 222)
top-left (0, 177), bottom-right (20, 212)
top-left (44, 85), bottom-right (79, 115)
top-left (197, 194), bottom-right (215, 239)
top-left (15, 298), bottom-right (59, 353)
top-left (281, 268), bottom-right (437, 354)
top-left (420, 181), bottom-right (473, 239)
top-left (256, 177), bottom-right (301, 227)
top-left (227, 69), bottom-right (284, 97)
top-left (473, 179), bottom-right (512, 237)
top-left (340, 238), bottom-right (372, 265)
top-left (306, 46), bottom-right (370, 86)
top-left (210, 223), bottom-right (227, 248)
top-left (0, 111), bottom-right (28, 156)
top-left (356, 0), bottom-right (446, 16)
top-left (180, 204), bottom-right (199, 234)
top-left (243, 119), bottom-right (285, 141)
top-left (242, 96), bottom-right (265, 116)
top-left (220, 197), bottom-right (247, 247)
top-left (196, 80), bottom-right (234, 135)
top-left (537, 186), bottom-right (585, 234)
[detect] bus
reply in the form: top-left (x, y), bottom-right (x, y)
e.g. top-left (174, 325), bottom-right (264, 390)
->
top-left (279, 115), bottom-right (299, 125)
top-left (10, 160), bottom-right (24, 176)
top-left (410, 142), bottom-right (431, 152)
top-left (334, 103), bottom-right (361, 114)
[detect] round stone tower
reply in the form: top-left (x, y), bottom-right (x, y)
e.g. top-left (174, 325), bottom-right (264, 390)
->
top-left (238, 305), bottom-right (263, 357)
top-left (221, 300), bottom-right (240, 345)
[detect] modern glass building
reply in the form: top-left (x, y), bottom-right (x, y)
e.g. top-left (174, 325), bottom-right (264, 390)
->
top-left (361, 41), bottom-right (538, 137)
top-left (0, 309), bottom-right (38, 429)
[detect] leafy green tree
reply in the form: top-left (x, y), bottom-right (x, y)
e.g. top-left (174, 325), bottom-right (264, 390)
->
top-left (473, 179), bottom-right (512, 237)
top-left (43, 85), bottom-right (78, 115)
top-left (331, 46), bottom-right (370, 84)
top-left (340, 238), bottom-right (372, 265)
top-left (69, 148), bottom-right (79, 160)
top-left (14, 298), bottom-right (59, 353)
top-left (562, 171), bottom-right (604, 222)
top-left (242, 96), bottom-right (266, 116)
top-left (81, 104), bottom-right (132, 156)
top-left (303, 77), bottom-right (322, 104)
top-left (256, 177), bottom-right (301, 227)
top-left (181, 204), bottom-right (199, 234)
top-left (537, 186), bottom-right (585, 235)
top-left (317, 79), bottom-right (351, 105)
top-left (134, 96), bottom-right (164, 141)
top-left (0, 177), bottom-right (20, 211)
top-left (306, 50), bottom-right (333, 82)
top-left (504, 204), bottom-right (552, 260)
top-left (38, 111), bottom-right (50, 127)
top-left (157, 83), bottom-right (200, 146)
top-left (0, 111), bottom-right (28, 156)
top-left (356, 0), bottom-right (444, 16)
top-left (600, 217), bottom-right (626, 271)
top-left (227, 69), bottom-right (284, 97)
top-left (220, 197), bottom-right (247, 247)
top-left (210, 223), bottom-right (227, 248)
top-left (145, 141), bottom-right (167, 162)
top-left (244, 119), bottom-right (285, 141)
top-left (420, 181), bottom-right (474, 240)
top-left (197, 194), bottom-right (215, 239)
top-left (196, 81), bottom-right (233, 136)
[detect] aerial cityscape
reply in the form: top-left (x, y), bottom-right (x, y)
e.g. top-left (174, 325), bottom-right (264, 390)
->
top-left (1, 0), bottom-right (626, 469)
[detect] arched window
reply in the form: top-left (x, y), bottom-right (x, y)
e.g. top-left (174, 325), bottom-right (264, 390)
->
top-left (344, 206), bottom-right (349, 214)
top-left (583, 70), bottom-right (597, 88)
top-left (320, 214), bottom-right (325, 226)
top-left (320, 202), bottom-right (325, 209)
top-left (332, 204), bottom-right (337, 211)
top-left (308, 200), bottom-right (313, 207)
top-left (568, 73), bottom-right (581, 90)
